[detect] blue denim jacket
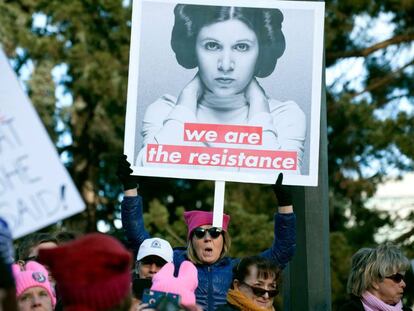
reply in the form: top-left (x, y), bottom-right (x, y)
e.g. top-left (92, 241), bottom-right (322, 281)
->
top-left (121, 195), bottom-right (296, 311)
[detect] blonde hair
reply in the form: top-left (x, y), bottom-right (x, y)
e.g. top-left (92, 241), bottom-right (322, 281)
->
top-left (187, 231), bottom-right (231, 265)
top-left (346, 244), bottom-right (410, 296)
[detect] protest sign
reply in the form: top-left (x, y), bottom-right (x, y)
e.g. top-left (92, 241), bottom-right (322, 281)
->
top-left (125, 0), bottom-right (325, 186)
top-left (0, 48), bottom-right (85, 238)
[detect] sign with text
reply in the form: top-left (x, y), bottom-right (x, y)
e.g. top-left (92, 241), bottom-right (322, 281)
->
top-left (124, 0), bottom-right (325, 185)
top-left (0, 49), bottom-right (85, 238)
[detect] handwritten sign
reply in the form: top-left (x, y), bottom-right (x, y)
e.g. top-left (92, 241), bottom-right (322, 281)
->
top-left (0, 48), bottom-right (85, 238)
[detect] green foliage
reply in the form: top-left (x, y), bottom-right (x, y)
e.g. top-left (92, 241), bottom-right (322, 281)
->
top-left (330, 232), bottom-right (354, 308)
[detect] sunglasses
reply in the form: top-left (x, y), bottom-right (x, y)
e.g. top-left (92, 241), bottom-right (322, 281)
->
top-left (193, 227), bottom-right (223, 239)
top-left (139, 256), bottom-right (167, 267)
top-left (385, 273), bottom-right (404, 283)
top-left (241, 281), bottom-right (279, 298)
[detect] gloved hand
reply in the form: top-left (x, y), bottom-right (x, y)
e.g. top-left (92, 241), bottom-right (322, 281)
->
top-left (117, 154), bottom-right (139, 191)
top-left (272, 173), bottom-right (292, 207)
top-left (0, 218), bottom-right (14, 264)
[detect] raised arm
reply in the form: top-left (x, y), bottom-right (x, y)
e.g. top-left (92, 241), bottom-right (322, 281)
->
top-left (117, 155), bottom-right (150, 257)
top-left (260, 173), bottom-right (296, 269)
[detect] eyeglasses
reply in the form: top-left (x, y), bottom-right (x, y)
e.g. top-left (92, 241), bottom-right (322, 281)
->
top-left (193, 227), bottom-right (223, 239)
top-left (241, 281), bottom-right (279, 298)
top-left (385, 273), bottom-right (404, 283)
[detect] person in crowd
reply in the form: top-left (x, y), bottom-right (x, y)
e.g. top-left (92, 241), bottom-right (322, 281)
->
top-left (339, 244), bottom-right (411, 311)
top-left (38, 233), bottom-right (133, 311)
top-left (135, 238), bottom-right (174, 280)
top-left (118, 155), bottom-right (296, 310)
top-left (16, 233), bottom-right (58, 265)
top-left (0, 218), bottom-right (17, 311)
top-left (132, 238), bottom-right (174, 310)
top-left (136, 4), bottom-right (306, 173)
top-left (12, 261), bottom-right (56, 311)
top-left (53, 231), bottom-right (79, 245)
top-left (217, 256), bottom-right (281, 311)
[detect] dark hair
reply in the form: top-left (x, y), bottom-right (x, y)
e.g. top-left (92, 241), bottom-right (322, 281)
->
top-left (171, 5), bottom-right (286, 78)
top-left (54, 230), bottom-right (80, 244)
top-left (232, 256), bottom-right (281, 286)
top-left (16, 233), bottom-right (58, 261)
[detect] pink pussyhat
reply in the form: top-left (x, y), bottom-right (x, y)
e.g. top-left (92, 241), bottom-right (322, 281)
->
top-left (12, 261), bottom-right (56, 307)
top-left (184, 210), bottom-right (230, 240)
top-left (151, 261), bottom-right (198, 307)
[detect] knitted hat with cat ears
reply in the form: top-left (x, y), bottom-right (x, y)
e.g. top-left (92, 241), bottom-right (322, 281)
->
top-left (150, 261), bottom-right (198, 307)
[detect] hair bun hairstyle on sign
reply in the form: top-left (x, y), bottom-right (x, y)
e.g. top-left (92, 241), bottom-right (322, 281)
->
top-left (171, 4), bottom-right (286, 78)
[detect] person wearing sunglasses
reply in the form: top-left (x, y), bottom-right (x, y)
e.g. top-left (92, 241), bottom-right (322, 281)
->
top-left (339, 244), bottom-right (411, 311)
top-left (216, 256), bottom-right (281, 311)
top-left (118, 155), bottom-right (295, 311)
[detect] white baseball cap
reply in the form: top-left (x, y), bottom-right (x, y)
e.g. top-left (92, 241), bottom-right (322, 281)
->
top-left (136, 238), bottom-right (173, 263)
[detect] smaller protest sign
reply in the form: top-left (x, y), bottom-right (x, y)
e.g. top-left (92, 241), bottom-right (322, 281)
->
top-left (0, 48), bottom-right (85, 238)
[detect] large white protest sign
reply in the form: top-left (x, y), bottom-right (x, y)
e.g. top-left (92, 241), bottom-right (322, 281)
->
top-left (0, 48), bottom-right (85, 238)
top-left (125, 0), bottom-right (325, 186)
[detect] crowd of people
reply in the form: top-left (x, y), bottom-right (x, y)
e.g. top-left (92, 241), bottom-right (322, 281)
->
top-left (0, 156), bottom-right (411, 311)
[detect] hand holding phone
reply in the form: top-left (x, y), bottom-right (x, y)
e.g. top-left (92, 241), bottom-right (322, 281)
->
top-left (141, 289), bottom-right (180, 309)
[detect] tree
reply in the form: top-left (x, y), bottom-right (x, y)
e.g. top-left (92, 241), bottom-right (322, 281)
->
top-left (1, 0), bottom-right (413, 307)
top-left (325, 1), bottom-right (414, 307)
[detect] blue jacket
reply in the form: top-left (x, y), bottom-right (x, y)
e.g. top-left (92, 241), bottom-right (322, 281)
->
top-left (121, 195), bottom-right (296, 311)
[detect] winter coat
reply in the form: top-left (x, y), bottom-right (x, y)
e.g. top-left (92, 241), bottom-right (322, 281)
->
top-left (121, 195), bottom-right (296, 311)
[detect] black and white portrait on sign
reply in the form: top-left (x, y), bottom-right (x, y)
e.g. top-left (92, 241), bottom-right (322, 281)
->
top-left (124, 0), bottom-right (325, 186)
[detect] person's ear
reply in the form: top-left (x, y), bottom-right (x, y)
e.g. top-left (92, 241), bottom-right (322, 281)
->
top-left (371, 282), bottom-right (380, 290)
top-left (233, 279), bottom-right (241, 290)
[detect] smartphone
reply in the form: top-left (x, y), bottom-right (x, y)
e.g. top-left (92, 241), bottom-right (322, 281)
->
top-left (141, 289), bottom-right (180, 308)
top-left (132, 278), bottom-right (152, 300)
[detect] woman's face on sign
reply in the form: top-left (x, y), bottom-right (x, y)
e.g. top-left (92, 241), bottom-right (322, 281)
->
top-left (195, 19), bottom-right (259, 97)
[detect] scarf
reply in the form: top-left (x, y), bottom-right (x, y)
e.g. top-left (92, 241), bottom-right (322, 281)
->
top-left (226, 288), bottom-right (275, 311)
top-left (361, 291), bottom-right (403, 311)
top-left (197, 91), bottom-right (249, 124)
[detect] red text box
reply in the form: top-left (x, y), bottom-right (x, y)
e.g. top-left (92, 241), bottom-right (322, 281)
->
top-left (183, 123), bottom-right (262, 145)
top-left (146, 144), bottom-right (297, 170)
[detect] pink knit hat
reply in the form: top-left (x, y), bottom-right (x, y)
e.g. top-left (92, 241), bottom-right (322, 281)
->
top-left (150, 261), bottom-right (198, 307)
top-left (184, 210), bottom-right (230, 239)
top-left (12, 261), bottom-right (56, 307)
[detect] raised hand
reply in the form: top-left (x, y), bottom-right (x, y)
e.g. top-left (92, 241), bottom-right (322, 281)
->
top-left (116, 154), bottom-right (139, 191)
top-left (272, 173), bottom-right (293, 207)
top-left (177, 74), bottom-right (204, 114)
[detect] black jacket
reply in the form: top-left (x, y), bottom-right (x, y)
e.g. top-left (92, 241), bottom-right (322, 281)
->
top-left (339, 295), bottom-right (412, 311)
top-left (216, 303), bottom-right (239, 311)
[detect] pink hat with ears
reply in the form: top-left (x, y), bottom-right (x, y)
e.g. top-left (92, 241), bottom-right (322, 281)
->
top-left (184, 210), bottom-right (230, 240)
top-left (12, 261), bottom-right (56, 307)
top-left (150, 261), bottom-right (198, 307)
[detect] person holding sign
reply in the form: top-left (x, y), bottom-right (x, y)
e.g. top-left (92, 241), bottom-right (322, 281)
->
top-left (136, 4), bottom-right (306, 172)
top-left (118, 156), bottom-right (295, 311)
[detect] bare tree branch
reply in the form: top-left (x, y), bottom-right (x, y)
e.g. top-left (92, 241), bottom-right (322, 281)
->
top-left (394, 226), bottom-right (414, 244)
top-left (350, 58), bottom-right (414, 99)
top-left (327, 33), bottom-right (414, 62)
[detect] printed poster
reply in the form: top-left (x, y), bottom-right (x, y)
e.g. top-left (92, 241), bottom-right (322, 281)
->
top-left (125, 0), bottom-right (325, 186)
